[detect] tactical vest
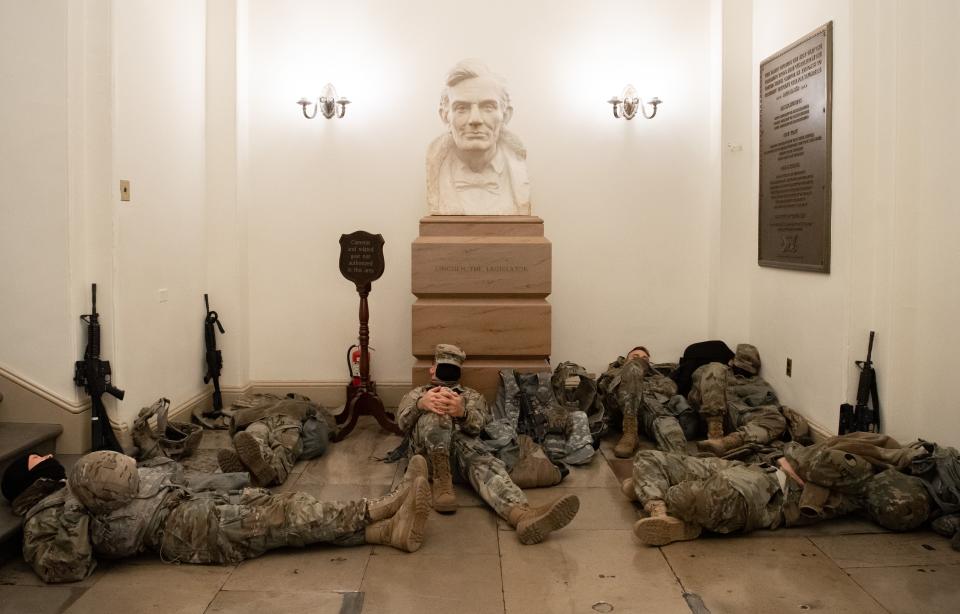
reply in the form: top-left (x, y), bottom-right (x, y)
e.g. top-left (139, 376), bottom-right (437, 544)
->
top-left (133, 398), bottom-right (203, 460)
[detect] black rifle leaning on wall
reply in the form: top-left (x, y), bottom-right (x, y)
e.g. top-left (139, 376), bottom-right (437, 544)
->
top-left (203, 293), bottom-right (226, 415)
top-left (839, 330), bottom-right (881, 435)
top-left (74, 283), bottom-right (125, 452)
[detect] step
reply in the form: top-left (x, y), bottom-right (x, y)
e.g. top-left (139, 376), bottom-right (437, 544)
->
top-left (0, 422), bottom-right (64, 551)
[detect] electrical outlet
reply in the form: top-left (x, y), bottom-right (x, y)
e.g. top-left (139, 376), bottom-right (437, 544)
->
top-left (158, 288), bottom-right (168, 303)
top-left (120, 180), bottom-right (131, 202)
top-left (786, 357), bottom-right (793, 377)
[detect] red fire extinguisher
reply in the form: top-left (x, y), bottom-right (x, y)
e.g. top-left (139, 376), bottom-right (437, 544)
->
top-left (347, 343), bottom-right (374, 386)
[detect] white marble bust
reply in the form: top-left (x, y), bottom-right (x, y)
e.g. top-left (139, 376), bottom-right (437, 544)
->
top-left (426, 59), bottom-right (531, 216)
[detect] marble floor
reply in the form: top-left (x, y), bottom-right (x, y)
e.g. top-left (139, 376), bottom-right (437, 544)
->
top-left (1, 420), bottom-right (958, 614)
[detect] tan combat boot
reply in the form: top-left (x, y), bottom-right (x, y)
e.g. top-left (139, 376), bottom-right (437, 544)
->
top-left (367, 455), bottom-right (430, 522)
top-left (632, 500), bottom-right (701, 546)
top-left (365, 476), bottom-right (431, 552)
top-left (217, 448), bottom-right (245, 474)
top-left (697, 432), bottom-right (745, 457)
top-left (509, 436), bottom-right (562, 488)
top-left (621, 477), bottom-right (637, 501)
top-left (430, 449), bottom-right (457, 514)
top-left (705, 416), bottom-right (725, 441)
top-left (614, 413), bottom-right (640, 458)
top-left (233, 431), bottom-right (277, 485)
top-left (506, 494), bottom-right (580, 545)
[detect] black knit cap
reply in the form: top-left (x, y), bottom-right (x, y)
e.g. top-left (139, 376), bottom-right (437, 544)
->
top-left (2, 455), bottom-right (66, 502)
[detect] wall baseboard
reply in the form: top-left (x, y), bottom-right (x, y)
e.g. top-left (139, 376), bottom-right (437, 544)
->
top-left (5, 365), bottom-right (839, 454)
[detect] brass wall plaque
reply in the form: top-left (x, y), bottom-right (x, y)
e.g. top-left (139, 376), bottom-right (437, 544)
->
top-left (759, 22), bottom-right (832, 273)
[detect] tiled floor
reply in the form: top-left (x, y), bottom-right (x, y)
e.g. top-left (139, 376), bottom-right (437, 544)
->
top-left (1, 420), bottom-right (958, 614)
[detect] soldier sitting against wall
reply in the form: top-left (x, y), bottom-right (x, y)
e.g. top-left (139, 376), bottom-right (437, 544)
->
top-left (599, 346), bottom-right (696, 458)
top-left (395, 343), bottom-right (580, 544)
top-left (688, 343), bottom-right (796, 456)
top-left (1, 450), bottom-right (433, 584)
top-left (622, 432), bottom-right (941, 546)
top-left (210, 393), bottom-right (337, 487)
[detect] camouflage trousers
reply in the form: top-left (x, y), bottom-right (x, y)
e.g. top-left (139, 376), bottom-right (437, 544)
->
top-left (689, 364), bottom-right (786, 444)
top-left (239, 415), bottom-right (303, 486)
top-left (410, 413), bottom-right (527, 519)
top-left (611, 390), bottom-right (687, 455)
top-left (155, 488), bottom-right (367, 565)
top-left (542, 410), bottom-right (595, 465)
top-left (631, 450), bottom-right (784, 534)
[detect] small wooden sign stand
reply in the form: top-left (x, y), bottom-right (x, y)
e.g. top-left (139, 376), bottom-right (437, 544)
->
top-left (335, 231), bottom-right (402, 441)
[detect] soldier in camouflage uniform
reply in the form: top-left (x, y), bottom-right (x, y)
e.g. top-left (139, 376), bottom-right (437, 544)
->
top-left (396, 344), bottom-right (580, 544)
top-left (623, 432), bottom-right (932, 546)
top-left (215, 393), bottom-right (337, 487)
top-left (599, 347), bottom-right (691, 458)
top-left (689, 343), bottom-right (788, 456)
top-left (3, 450), bottom-right (432, 584)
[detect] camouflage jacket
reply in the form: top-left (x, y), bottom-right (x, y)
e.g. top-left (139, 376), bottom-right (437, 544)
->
top-left (785, 432), bottom-right (928, 497)
top-left (228, 393), bottom-right (335, 435)
top-left (21, 459), bottom-right (249, 584)
top-left (724, 370), bottom-right (780, 411)
top-left (396, 383), bottom-right (489, 436)
top-left (598, 357), bottom-right (678, 405)
top-left (22, 465), bottom-right (184, 583)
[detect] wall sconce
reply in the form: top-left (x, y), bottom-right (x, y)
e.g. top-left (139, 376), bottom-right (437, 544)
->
top-left (607, 85), bottom-right (661, 120)
top-left (297, 83), bottom-right (350, 119)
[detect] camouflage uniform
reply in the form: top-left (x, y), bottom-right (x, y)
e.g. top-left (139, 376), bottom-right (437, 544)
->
top-left (22, 453), bottom-right (368, 584)
top-left (630, 432), bottom-right (928, 537)
top-left (224, 393), bottom-right (336, 486)
top-left (495, 370), bottom-right (595, 466)
top-left (599, 357), bottom-right (690, 454)
top-left (689, 346), bottom-right (786, 446)
top-left (396, 383), bottom-right (528, 519)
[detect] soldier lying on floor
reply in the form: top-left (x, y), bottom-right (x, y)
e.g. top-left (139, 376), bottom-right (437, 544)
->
top-left (395, 343), bottom-right (580, 544)
top-left (598, 346), bottom-right (697, 458)
top-left (621, 432), bottom-right (953, 546)
top-left (1, 450), bottom-right (432, 584)
top-left (689, 343), bottom-right (810, 456)
top-left (207, 392), bottom-right (337, 486)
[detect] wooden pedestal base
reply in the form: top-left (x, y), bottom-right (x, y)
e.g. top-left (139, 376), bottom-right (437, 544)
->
top-left (334, 381), bottom-right (402, 441)
top-left (411, 216), bottom-right (552, 401)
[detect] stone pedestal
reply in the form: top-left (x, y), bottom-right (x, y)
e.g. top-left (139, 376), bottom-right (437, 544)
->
top-left (411, 216), bottom-right (551, 401)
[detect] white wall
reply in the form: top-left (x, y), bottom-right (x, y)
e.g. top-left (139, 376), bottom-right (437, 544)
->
top-left (0, 1), bottom-right (77, 401)
top-left (852, 0), bottom-right (960, 446)
top-left (112, 0), bottom-right (209, 421)
top-left (244, 0), bottom-right (717, 382)
top-left (715, 0), bottom-right (960, 447)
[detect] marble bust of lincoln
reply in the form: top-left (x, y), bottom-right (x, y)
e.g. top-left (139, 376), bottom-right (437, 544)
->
top-left (426, 59), bottom-right (531, 216)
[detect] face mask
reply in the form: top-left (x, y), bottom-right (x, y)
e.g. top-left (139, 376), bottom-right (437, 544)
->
top-left (435, 364), bottom-right (461, 382)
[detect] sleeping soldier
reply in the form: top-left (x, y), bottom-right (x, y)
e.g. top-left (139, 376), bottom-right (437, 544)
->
top-left (622, 432), bottom-right (933, 546)
top-left (599, 346), bottom-right (692, 458)
top-left (1, 450), bottom-right (432, 584)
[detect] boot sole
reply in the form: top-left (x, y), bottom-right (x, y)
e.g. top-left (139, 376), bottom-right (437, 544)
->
top-left (217, 448), bottom-right (245, 474)
top-left (633, 516), bottom-right (701, 546)
top-left (234, 431), bottom-right (277, 485)
top-left (517, 494), bottom-right (580, 545)
top-left (402, 477), bottom-right (432, 553)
